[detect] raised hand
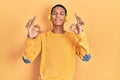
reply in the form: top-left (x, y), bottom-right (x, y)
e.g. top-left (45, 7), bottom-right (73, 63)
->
top-left (26, 16), bottom-right (42, 39)
top-left (69, 14), bottom-right (84, 34)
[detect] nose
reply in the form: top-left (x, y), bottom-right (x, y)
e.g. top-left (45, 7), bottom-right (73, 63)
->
top-left (56, 14), bottom-right (60, 18)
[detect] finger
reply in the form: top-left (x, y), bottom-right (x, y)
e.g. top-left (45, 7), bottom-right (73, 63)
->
top-left (33, 25), bottom-right (41, 32)
top-left (26, 19), bottom-right (32, 28)
top-left (30, 16), bottom-right (36, 26)
top-left (34, 25), bottom-right (40, 29)
top-left (69, 24), bottom-right (76, 31)
top-left (77, 16), bottom-right (82, 24)
top-left (77, 17), bottom-right (84, 25)
top-left (74, 14), bottom-right (80, 24)
top-left (70, 25), bottom-right (78, 34)
top-left (80, 21), bottom-right (84, 25)
top-left (75, 14), bottom-right (84, 25)
top-left (69, 24), bottom-right (74, 29)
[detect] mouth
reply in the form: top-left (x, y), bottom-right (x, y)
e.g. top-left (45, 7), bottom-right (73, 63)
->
top-left (55, 19), bottom-right (61, 21)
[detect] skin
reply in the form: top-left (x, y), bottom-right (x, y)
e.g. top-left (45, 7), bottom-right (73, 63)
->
top-left (26, 6), bottom-right (84, 39)
top-left (51, 7), bottom-right (66, 34)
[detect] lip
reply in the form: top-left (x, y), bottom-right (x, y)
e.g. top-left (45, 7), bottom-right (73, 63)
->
top-left (55, 19), bottom-right (62, 21)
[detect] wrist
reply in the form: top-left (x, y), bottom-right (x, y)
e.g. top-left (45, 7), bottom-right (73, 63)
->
top-left (27, 34), bottom-right (36, 39)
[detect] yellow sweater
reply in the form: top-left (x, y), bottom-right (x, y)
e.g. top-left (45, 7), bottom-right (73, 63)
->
top-left (23, 31), bottom-right (90, 80)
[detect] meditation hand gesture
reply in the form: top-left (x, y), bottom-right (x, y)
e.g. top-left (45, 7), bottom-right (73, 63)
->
top-left (26, 16), bottom-right (42, 39)
top-left (69, 14), bottom-right (84, 34)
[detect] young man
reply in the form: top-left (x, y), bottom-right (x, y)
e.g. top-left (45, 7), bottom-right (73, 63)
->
top-left (22, 4), bottom-right (91, 80)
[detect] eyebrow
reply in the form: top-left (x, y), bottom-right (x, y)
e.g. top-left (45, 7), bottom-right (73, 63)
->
top-left (52, 11), bottom-right (65, 13)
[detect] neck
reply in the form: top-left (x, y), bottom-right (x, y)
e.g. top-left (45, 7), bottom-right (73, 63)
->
top-left (52, 25), bottom-right (65, 34)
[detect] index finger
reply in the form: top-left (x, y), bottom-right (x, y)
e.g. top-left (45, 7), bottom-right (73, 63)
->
top-left (75, 14), bottom-right (84, 25)
top-left (30, 16), bottom-right (36, 26)
top-left (74, 14), bottom-right (81, 24)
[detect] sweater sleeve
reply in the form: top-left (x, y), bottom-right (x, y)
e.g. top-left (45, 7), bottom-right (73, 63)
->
top-left (75, 31), bottom-right (91, 61)
top-left (22, 34), bottom-right (42, 63)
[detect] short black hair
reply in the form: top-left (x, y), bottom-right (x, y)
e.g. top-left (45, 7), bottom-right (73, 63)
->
top-left (50, 4), bottom-right (67, 15)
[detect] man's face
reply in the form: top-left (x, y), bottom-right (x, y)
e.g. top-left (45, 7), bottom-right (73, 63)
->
top-left (51, 7), bottom-right (66, 26)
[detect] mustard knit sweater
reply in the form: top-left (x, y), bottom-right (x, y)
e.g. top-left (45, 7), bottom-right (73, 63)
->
top-left (23, 31), bottom-right (90, 80)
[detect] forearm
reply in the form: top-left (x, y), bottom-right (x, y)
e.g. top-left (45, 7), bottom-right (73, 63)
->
top-left (22, 36), bottom-right (41, 63)
top-left (76, 31), bottom-right (91, 61)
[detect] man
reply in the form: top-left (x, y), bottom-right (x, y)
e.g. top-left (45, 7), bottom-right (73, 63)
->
top-left (22, 4), bottom-right (91, 80)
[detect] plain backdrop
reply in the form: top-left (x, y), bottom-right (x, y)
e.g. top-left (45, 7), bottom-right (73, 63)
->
top-left (0, 0), bottom-right (120, 80)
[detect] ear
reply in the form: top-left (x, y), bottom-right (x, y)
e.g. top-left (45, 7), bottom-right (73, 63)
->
top-left (48, 14), bottom-right (52, 21)
top-left (65, 15), bottom-right (69, 21)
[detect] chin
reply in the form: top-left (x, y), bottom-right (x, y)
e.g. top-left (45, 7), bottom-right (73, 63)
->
top-left (55, 22), bottom-right (65, 26)
top-left (55, 23), bottom-right (64, 27)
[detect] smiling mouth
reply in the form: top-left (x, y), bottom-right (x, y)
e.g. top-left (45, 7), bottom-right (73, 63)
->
top-left (55, 19), bottom-right (62, 21)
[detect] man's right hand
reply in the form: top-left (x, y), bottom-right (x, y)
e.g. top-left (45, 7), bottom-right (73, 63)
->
top-left (26, 16), bottom-right (42, 39)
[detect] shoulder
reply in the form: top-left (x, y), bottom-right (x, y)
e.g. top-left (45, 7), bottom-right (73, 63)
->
top-left (38, 31), bottom-right (48, 36)
top-left (65, 31), bottom-right (78, 41)
top-left (66, 30), bottom-right (72, 34)
top-left (37, 31), bottom-right (52, 38)
top-left (66, 31), bottom-right (76, 37)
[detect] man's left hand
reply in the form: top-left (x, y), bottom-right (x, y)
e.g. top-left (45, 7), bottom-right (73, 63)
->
top-left (69, 14), bottom-right (84, 34)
